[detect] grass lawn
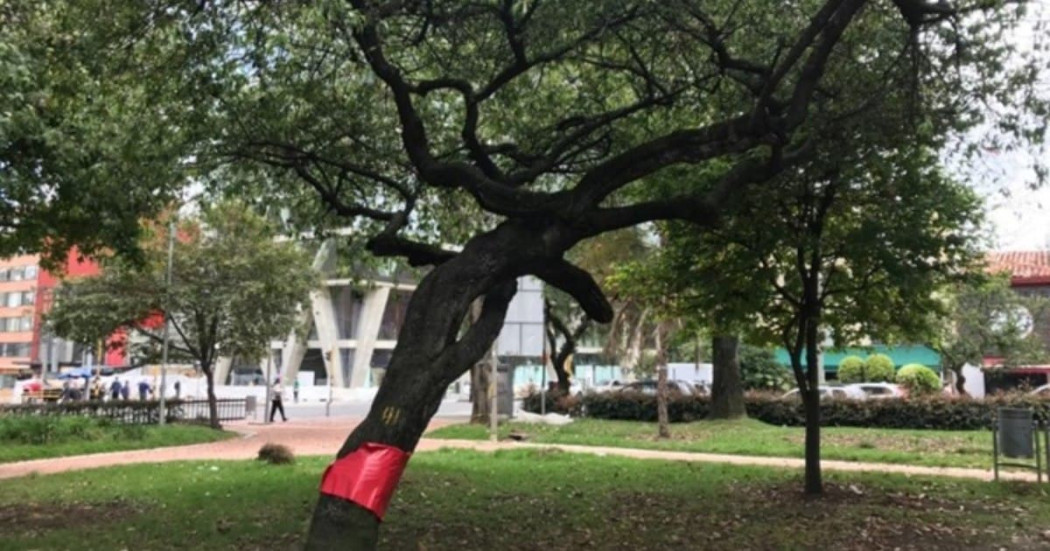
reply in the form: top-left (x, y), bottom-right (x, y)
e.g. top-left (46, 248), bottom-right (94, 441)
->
top-left (0, 418), bottom-right (233, 463)
top-left (1, 449), bottom-right (1048, 550)
top-left (428, 418), bottom-right (999, 469)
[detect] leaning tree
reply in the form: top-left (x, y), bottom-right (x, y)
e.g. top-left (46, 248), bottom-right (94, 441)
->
top-left (27, 0), bottom-right (1045, 547)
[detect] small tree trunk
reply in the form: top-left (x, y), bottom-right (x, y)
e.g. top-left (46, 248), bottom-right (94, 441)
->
top-left (709, 335), bottom-right (746, 420)
top-left (803, 317), bottom-right (822, 496)
top-left (655, 322), bottom-right (670, 438)
top-left (552, 350), bottom-right (572, 394)
top-left (656, 364), bottom-right (670, 438)
top-left (470, 362), bottom-right (491, 424)
top-left (951, 365), bottom-right (968, 395)
top-left (203, 366), bottom-right (220, 430)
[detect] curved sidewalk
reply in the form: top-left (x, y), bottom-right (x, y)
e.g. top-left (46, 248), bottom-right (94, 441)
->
top-left (0, 418), bottom-right (1036, 483)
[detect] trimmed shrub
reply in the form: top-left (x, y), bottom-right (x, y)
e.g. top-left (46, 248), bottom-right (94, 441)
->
top-left (837, 356), bottom-right (866, 383)
top-left (864, 354), bottom-right (896, 382)
top-left (897, 364), bottom-right (940, 395)
top-left (521, 391), bottom-right (581, 416)
top-left (257, 442), bottom-right (295, 465)
top-left (542, 391), bottom-right (1050, 430)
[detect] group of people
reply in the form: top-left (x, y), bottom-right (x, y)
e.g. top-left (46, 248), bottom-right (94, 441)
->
top-left (57, 376), bottom-right (182, 403)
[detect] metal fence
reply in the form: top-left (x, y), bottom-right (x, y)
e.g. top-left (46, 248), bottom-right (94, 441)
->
top-left (0, 398), bottom-right (248, 425)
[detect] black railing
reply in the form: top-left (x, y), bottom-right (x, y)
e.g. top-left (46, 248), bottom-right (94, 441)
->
top-left (0, 398), bottom-right (248, 425)
top-left (170, 399), bottom-right (247, 424)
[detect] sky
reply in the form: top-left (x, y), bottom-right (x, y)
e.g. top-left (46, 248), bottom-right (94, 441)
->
top-left (971, 0), bottom-right (1050, 251)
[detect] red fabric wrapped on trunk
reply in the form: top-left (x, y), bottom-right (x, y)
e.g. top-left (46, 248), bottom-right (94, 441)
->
top-left (319, 442), bottom-right (411, 521)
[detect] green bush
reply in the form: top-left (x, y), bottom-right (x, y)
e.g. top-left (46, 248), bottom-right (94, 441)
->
top-left (896, 364), bottom-right (940, 395)
top-left (864, 354), bottom-right (896, 382)
top-left (522, 391), bottom-right (581, 416)
top-left (540, 391), bottom-right (1050, 430)
top-left (740, 347), bottom-right (793, 391)
top-left (837, 356), bottom-right (866, 383)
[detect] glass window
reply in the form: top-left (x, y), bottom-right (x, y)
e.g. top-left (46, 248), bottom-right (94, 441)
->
top-left (9, 268), bottom-right (23, 281)
top-left (0, 269), bottom-right (9, 282)
top-left (23, 266), bottom-right (37, 279)
top-left (6, 293), bottom-right (19, 308)
top-left (332, 286), bottom-right (364, 340)
top-left (20, 316), bottom-right (32, 331)
top-left (340, 349), bottom-right (355, 387)
top-left (378, 290), bottom-right (412, 340)
top-left (369, 349), bottom-right (393, 369)
top-left (21, 292), bottom-right (34, 305)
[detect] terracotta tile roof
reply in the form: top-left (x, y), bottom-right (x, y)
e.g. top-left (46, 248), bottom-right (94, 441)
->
top-left (986, 251), bottom-right (1050, 283)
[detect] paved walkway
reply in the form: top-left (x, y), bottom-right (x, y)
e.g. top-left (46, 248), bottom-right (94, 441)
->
top-left (0, 417), bottom-right (1037, 483)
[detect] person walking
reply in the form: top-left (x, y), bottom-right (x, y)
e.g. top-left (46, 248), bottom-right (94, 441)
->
top-left (269, 378), bottom-right (287, 422)
top-left (138, 379), bottom-right (150, 401)
top-left (174, 380), bottom-right (181, 400)
top-left (110, 377), bottom-right (122, 401)
top-left (121, 380), bottom-right (131, 401)
top-left (293, 379), bottom-right (300, 403)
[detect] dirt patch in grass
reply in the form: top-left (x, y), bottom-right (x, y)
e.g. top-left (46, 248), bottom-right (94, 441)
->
top-left (0, 499), bottom-right (144, 535)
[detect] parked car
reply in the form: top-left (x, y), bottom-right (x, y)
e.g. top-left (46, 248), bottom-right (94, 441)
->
top-left (1029, 384), bottom-right (1050, 398)
top-left (846, 383), bottom-right (905, 400)
top-left (781, 385), bottom-right (866, 400)
top-left (618, 380), bottom-right (697, 396)
top-left (590, 380), bottom-right (624, 394)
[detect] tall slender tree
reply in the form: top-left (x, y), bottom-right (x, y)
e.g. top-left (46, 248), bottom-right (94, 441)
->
top-left (48, 203), bottom-right (318, 428)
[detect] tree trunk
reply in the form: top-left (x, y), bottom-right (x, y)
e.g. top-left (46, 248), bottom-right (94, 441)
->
top-left (709, 335), bottom-right (746, 420)
top-left (551, 349), bottom-right (572, 393)
top-left (304, 222), bottom-right (567, 550)
top-left (470, 362), bottom-right (491, 424)
top-left (203, 366), bottom-right (220, 430)
top-left (803, 317), bottom-right (822, 496)
top-left (951, 365), bottom-right (968, 395)
top-left (655, 322), bottom-right (670, 438)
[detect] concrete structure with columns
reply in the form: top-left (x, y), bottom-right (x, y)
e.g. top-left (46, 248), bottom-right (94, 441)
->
top-left (215, 241), bottom-right (545, 392)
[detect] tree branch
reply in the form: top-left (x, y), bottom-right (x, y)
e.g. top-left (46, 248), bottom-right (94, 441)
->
top-left (533, 259), bottom-right (613, 323)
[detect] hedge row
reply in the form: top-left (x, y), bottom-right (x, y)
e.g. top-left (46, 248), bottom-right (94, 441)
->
top-left (523, 391), bottom-right (1050, 431)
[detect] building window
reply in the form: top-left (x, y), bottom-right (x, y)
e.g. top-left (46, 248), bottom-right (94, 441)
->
top-left (6, 293), bottom-right (19, 308)
top-left (24, 266), bottom-right (37, 279)
top-left (21, 291), bottom-right (34, 305)
top-left (9, 267), bottom-right (23, 281)
top-left (20, 316), bottom-right (32, 331)
top-left (0, 269), bottom-right (9, 282)
top-left (340, 349), bottom-right (355, 387)
top-left (332, 286), bottom-right (364, 340)
top-left (378, 290), bottom-right (412, 340)
top-left (0, 342), bottom-right (31, 357)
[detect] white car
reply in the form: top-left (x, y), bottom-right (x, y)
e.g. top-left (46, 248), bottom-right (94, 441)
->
top-left (1029, 384), bottom-right (1050, 398)
top-left (847, 383), bottom-right (905, 400)
top-left (781, 385), bottom-right (866, 400)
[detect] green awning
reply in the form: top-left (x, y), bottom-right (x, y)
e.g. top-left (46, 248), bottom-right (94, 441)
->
top-left (773, 345), bottom-right (940, 373)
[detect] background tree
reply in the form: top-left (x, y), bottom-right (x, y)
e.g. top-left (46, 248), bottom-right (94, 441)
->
top-left (739, 346), bottom-right (793, 391)
top-left (30, 0), bottom-right (1043, 546)
top-left (543, 228), bottom-right (648, 393)
top-left (0, 3), bottom-right (192, 268)
top-left (931, 275), bottom-right (1050, 394)
top-left (605, 254), bottom-right (682, 439)
top-left (654, 133), bottom-right (985, 495)
top-left (48, 202), bottom-right (317, 428)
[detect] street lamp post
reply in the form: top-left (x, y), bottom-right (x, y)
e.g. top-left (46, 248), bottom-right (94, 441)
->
top-left (159, 219), bottom-right (175, 425)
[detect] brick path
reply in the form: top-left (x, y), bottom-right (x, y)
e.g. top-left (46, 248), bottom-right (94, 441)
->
top-left (0, 417), bottom-right (1038, 483)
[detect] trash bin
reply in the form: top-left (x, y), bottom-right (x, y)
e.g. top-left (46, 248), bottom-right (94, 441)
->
top-left (245, 395), bottom-right (257, 417)
top-left (999, 408), bottom-right (1035, 459)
